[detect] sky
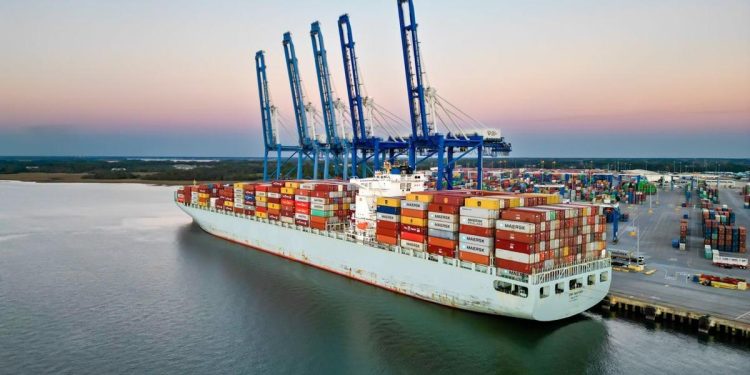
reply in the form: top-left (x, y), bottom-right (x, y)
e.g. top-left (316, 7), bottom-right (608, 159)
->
top-left (1, 0), bottom-right (749, 158)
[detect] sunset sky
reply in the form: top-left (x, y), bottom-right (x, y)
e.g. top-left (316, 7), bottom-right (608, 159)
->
top-left (1, 0), bottom-right (748, 157)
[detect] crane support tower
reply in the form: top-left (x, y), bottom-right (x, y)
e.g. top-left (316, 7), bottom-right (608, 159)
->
top-left (282, 31), bottom-right (330, 180)
top-left (338, 14), bottom-right (410, 178)
top-left (310, 21), bottom-right (349, 179)
top-left (254, 50), bottom-right (304, 181)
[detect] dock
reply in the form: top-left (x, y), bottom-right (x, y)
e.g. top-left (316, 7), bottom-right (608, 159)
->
top-left (600, 185), bottom-right (750, 339)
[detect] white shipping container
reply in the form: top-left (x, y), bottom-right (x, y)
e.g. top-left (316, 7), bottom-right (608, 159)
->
top-left (300, 183), bottom-right (317, 190)
top-left (459, 216), bottom-right (495, 228)
top-left (495, 220), bottom-right (538, 234)
top-left (459, 206), bottom-right (499, 219)
top-left (310, 197), bottom-right (328, 205)
top-left (428, 220), bottom-right (459, 231)
top-left (400, 239), bottom-right (427, 251)
top-left (267, 192), bottom-right (281, 199)
top-left (280, 216), bottom-right (295, 224)
top-left (234, 202), bottom-right (244, 209)
top-left (428, 212), bottom-right (459, 223)
top-left (458, 242), bottom-right (492, 256)
top-left (401, 200), bottom-right (429, 210)
top-left (495, 249), bottom-right (540, 264)
top-left (256, 191), bottom-right (267, 197)
top-left (428, 228), bottom-right (458, 240)
top-left (294, 213), bottom-right (310, 221)
top-left (256, 201), bottom-right (267, 208)
top-left (376, 213), bottom-right (400, 222)
top-left (459, 234), bottom-right (493, 247)
top-left (311, 203), bottom-right (338, 211)
top-left (210, 197), bottom-right (218, 208)
top-left (295, 195), bottom-right (310, 202)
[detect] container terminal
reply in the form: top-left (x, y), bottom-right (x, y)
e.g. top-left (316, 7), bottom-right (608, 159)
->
top-left (176, 0), bottom-right (748, 333)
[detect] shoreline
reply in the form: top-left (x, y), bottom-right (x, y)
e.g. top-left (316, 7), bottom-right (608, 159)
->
top-left (0, 173), bottom-right (193, 186)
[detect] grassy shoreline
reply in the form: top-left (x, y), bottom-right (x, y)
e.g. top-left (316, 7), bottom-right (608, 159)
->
top-left (0, 173), bottom-right (193, 186)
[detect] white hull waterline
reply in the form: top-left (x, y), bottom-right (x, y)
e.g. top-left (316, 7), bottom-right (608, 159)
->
top-left (178, 202), bottom-right (611, 321)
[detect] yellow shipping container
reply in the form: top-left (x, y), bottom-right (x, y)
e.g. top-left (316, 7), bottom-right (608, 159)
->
top-left (562, 246), bottom-right (569, 257)
top-left (268, 202), bottom-right (281, 210)
top-left (401, 216), bottom-right (427, 226)
top-left (376, 197), bottom-right (402, 207)
top-left (497, 196), bottom-right (522, 208)
top-left (224, 201), bottom-right (234, 207)
top-left (405, 192), bottom-right (434, 203)
top-left (198, 193), bottom-right (210, 198)
top-left (281, 187), bottom-right (296, 195)
top-left (234, 182), bottom-right (245, 189)
top-left (465, 197), bottom-right (502, 210)
top-left (255, 211), bottom-right (268, 219)
top-left (256, 196), bottom-right (268, 203)
top-left (284, 181), bottom-right (300, 189)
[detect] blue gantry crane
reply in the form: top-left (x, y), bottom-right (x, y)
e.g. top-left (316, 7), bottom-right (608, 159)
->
top-left (254, 50), bottom-right (304, 181)
top-left (396, 0), bottom-right (511, 190)
top-left (338, 14), bottom-right (410, 178)
top-left (310, 21), bottom-right (349, 179)
top-left (282, 31), bottom-right (330, 180)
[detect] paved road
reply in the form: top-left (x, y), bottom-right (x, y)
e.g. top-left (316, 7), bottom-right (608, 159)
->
top-left (600, 186), bottom-right (750, 323)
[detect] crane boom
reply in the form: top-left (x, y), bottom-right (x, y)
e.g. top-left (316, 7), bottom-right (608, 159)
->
top-left (254, 50), bottom-right (276, 149)
top-left (397, 0), bottom-right (429, 139)
top-left (337, 14), bottom-right (368, 143)
top-left (310, 21), bottom-right (339, 147)
top-left (282, 32), bottom-right (311, 147)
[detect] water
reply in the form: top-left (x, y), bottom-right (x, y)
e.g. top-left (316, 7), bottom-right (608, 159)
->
top-left (1, 182), bottom-right (747, 374)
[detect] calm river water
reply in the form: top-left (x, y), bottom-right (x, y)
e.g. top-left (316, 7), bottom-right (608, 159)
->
top-left (0, 182), bottom-right (747, 374)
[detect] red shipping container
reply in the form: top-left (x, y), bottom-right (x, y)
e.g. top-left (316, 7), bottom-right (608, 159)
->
top-left (295, 219), bottom-right (310, 226)
top-left (376, 234), bottom-right (398, 245)
top-left (376, 227), bottom-right (399, 238)
top-left (256, 206), bottom-right (268, 213)
top-left (233, 207), bottom-right (243, 213)
top-left (459, 224), bottom-right (494, 237)
top-left (459, 251), bottom-right (491, 265)
top-left (427, 244), bottom-right (456, 258)
top-left (268, 213), bottom-right (280, 221)
top-left (245, 209), bottom-right (255, 216)
top-left (310, 221), bottom-right (326, 230)
top-left (401, 224), bottom-right (427, 235)
top-left (296, 189), bottom-right (312, 196)
top-left (376, 220), bottom-right (400, 230)
top-left (401, 231), bottom-right (426, 243)
top-left (271, 181), bottom-right (284, 187)
top-left (495, 230), bottom-right (540, 244)
top-left (431, 194), bottom-right (468, 206)
top-left (296, 208), bottom-right (310, 215)
top-left (494, 259), bottom-right (532, 274)
top-left (295, 201), bottom-right (310, 210)
top-left (495, 239), bottom-right (538, 254)
top-left (427, 203), bottom-right (461, 214)
top-left (501, 209), bottom-right (546, 223)
top-left (269, 187), bottom-right (281, 193)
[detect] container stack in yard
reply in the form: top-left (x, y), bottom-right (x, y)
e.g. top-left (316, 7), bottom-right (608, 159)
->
top-left (678, 219), bottom-right (688, 250)
top-left (701, 205), bottom-right (746, 253)
top-left (178, 181), bottom-right (609, 275)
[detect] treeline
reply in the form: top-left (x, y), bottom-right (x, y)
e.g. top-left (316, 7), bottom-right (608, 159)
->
top-left (0, 157), bottom-right (747, 182)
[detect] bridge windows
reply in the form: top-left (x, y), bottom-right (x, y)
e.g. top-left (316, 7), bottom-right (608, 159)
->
top-left (600, 271), bottom-right (609, 282)
top-left (588, 274), bottom-right (596, 286)
top-left (569, 278), bottom-right (583, 290)
top-left (494, 280), bottom-right (528, 298)
top-left (555, 282), bottom-right (565, 294)
top-left (539, 286), bottom-right (550, 299)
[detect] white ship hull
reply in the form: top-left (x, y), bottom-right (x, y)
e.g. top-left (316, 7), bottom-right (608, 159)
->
top-left (178, 203), bottom-right (611, 321)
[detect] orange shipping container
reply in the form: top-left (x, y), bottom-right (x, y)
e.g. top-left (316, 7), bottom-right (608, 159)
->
top-left (428, 236), bottom-right (457, 249)
top-left (401, 208), bottom-right (429, 219)
top-left (459, 251), bottom-right (491, 265)
top-left (376, 234), bottom-right (399, 246)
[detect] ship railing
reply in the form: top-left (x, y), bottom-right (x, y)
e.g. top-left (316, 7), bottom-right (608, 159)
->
top-left (189, 203), bottom-right (611, 285)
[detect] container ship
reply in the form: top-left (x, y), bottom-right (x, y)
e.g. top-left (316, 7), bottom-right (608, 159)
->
top-left (175, 165), bottom-right (611, 321)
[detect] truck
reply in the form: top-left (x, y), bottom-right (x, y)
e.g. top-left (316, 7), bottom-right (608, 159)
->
top-left (712, 250), bottom-right (748, 269)
top-left (609, 249), bottom-right (645, 266)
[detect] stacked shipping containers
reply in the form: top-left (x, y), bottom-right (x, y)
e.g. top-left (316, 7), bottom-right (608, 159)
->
top-left (400, 193), bottom-right (431, 252)
top-left (255, 184), bottom-right (269, 219)
top-left (459, 197), bottom-right (508, 265)
top-left (375, 197), bottom-right (401, 245)
top-left (426, 194), bottom-right (466, 258)
top-left (294, 185), bottom-right (311, 227)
